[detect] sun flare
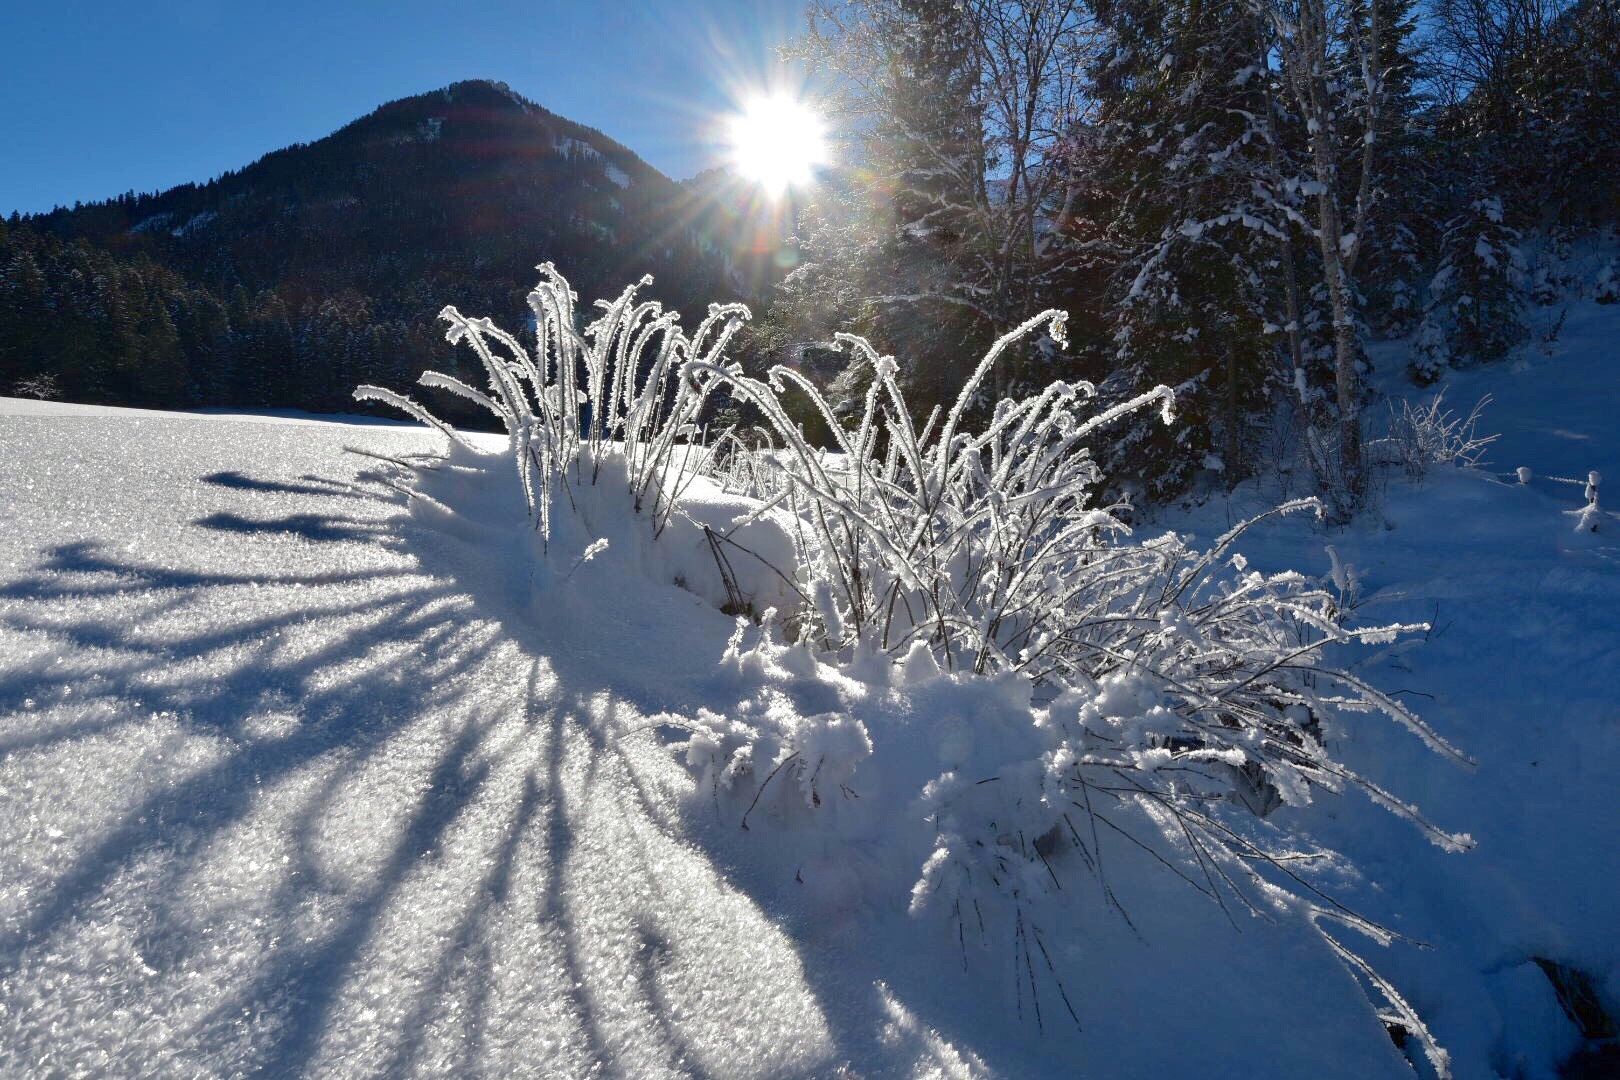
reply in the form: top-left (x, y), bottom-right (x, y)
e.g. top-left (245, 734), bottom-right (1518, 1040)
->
top-left (727, 94), bottom-right (827, 196)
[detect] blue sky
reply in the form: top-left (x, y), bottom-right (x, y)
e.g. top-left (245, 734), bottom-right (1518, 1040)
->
top-left (1, 0), bottom-right (810, 215)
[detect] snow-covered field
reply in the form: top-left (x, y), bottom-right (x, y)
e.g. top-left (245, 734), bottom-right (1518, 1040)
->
top-left (0, 294), bottom-right (1615, 1078)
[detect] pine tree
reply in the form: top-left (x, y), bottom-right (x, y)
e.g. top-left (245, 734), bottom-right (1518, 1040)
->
top-left (770, 0), bottom-right (994, 424)
top-left (773, 0), bottom-right (1092, 430)
top-left (1076, 0), bottom-right (1281, 496)
top-left (867, 0), bottom-right (993, 410)
top-left (1347, 0), bottom-right (1435, 337)
top-left (1411, 193), bottom-right (1527, 383)
top-left (0, 243), bottom-right (50, 387)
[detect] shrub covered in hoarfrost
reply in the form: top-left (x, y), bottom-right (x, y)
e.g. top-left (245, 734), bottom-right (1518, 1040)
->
top-left (1375, 391), bottom-right (1500, 481)
top-left (359, 264), bottom-right (749, 548)
top-left (355, 265), bottom-right (804, 617)
top-left (359, 267), bottom-right (1475, 1075)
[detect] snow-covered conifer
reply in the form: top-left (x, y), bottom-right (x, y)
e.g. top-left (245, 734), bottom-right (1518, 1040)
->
top-left (1595, 260), bottom-right (1618, 305)
top-left (1349, 0), bottom-right (1439, 339)
top-left (1411, 194), bottom-right (1528, 383)
top-left (1076, 0), bottom-right (1281, 497)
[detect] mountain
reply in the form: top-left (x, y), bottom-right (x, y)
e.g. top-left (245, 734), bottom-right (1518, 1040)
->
top-left (0, 80), bottom-right (779, 417)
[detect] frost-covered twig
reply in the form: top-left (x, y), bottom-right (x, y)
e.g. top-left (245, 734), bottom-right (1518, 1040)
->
top-left (358, 264), bottom-right (745, 551)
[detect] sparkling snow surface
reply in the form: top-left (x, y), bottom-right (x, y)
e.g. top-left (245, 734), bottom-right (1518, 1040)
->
top-left (0, 410), bottom-right (836, 1078)
top-left (0, 402), bottom-right (1415, 1078)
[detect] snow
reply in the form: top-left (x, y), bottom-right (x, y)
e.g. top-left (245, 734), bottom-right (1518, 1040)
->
top-left (1157, 291), bottom-right (1620, 1078)
top-left (555, 136), bottom-right (604, 161)
top-left (1, 286), bottom-right (1616, 1076)
top-left (0, 399), bottom-right (1408, 1077)
top-left (128, 212), bottom-right (174, 235)
top-left (0, 397), bottom-right (421, 426)
top-left (172, 210), bottom-right (218, 237)
top-left (0, 406), bottom-right (834, 1078)
top-left (548, 136), bottom-right (628, 186)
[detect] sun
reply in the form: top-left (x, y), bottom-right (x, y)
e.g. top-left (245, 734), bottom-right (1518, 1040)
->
top-left (727, 93), bottom-right (827, 196)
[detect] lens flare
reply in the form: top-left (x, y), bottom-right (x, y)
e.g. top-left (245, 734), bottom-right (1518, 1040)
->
top-left (727, 94), bottom-right (827, 196)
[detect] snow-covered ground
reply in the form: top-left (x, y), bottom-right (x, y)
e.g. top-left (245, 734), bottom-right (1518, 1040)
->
top-left (0, 402), bottom-right (1396, 1077)
top-left (0, 407), bottom-right (860, 1078)
top-left (0, 291), bottom-right (1614, 1078)
top-left (1157, 297), bottom-right (1620, 1078)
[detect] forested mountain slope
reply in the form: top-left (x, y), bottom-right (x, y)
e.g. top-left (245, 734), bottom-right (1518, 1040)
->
top-left (0, 80), bottom-right (759, 417)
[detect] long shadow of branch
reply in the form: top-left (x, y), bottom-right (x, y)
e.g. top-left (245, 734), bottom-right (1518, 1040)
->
top-left (0, 474), bottom-right (525, 1069)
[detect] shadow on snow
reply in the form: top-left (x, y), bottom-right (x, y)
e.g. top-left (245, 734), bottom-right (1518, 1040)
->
top-left (0, 455), bottom-right (852, 1078)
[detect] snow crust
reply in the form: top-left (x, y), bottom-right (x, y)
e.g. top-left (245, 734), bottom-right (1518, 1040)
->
top-left (0, 412), bottom-right (832, 1078)
top-left (0, 402), bottom-right (1404, 1077)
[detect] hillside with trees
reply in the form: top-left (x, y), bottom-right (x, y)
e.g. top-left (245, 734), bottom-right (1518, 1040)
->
top-left (0, 80), bottom-right (762, 420)
top-left (5, 2), bottom-right (1617, 502)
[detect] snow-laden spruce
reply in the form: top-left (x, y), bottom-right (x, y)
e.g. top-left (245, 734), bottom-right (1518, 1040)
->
top-left (358, 267), bottom-right (1475, 1074)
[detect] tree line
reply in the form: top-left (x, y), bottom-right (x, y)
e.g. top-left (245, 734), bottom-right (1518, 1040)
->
top-left (0, 220), bottom-right (441, 414)
top-left (749, 0), bottom-right (1619, 515)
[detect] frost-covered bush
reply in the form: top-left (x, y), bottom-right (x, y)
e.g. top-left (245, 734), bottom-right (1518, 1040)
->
top-left (1376, 392), bottom-right (1499, 481)
top-left (358, 264), bottom-right (749, 550)
top-left (356, 266), bottom-right (804, 616)
top-left (694, 314), bottom-right (1182, 677)
top-left (693, 527), bottom-right (1471, 1071)
top-left (1411, 196), bottom-right (1528, 385)
top-left (362, 267), bottom-right (1475, 1074)
top-left (706, 428), bottom-right (792, 502)
top-left (705, 307), bottom-right (1467, 1069)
